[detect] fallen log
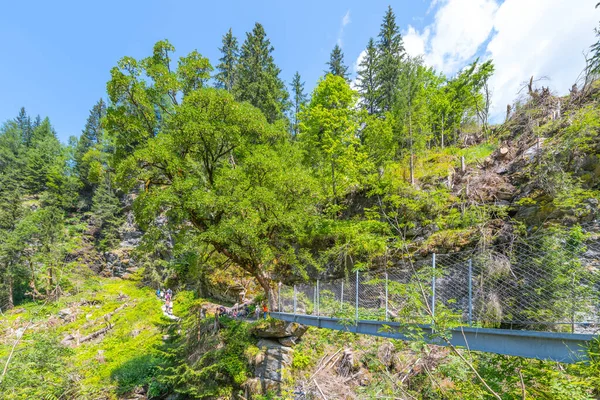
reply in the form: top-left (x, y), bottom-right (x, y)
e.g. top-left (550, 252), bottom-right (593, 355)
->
top-left (79, 323), bottom-right (113, 344)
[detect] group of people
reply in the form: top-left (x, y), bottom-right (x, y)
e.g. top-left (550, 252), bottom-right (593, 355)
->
top-left (156, 288), bottom-right (174, 315)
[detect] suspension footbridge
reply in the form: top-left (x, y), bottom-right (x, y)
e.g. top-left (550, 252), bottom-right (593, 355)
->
top-left (271, 233), bottom-right (600, 363)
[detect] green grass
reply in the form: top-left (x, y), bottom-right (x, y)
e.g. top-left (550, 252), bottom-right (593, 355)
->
top-left (0, 273), bottom-right (169, 399)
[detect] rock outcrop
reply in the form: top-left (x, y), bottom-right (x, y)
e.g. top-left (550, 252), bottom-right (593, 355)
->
top-left (247, 319), bottom-right (308, 396)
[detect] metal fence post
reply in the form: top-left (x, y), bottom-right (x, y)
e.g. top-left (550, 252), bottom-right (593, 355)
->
top-left (385, 272), bottom-right (389, 322)
top-left (431, 253), bottom-right (436, 324)
top-left (278, 282), bottom-right (281, 312)
top-left (340, 280), bottom-right (344, 313)
top-left (293, 285), bottom-right (297, 315)
top-left (313, 284), bottom-right (316, 315)
top-left (355, 270), bottom-right (359, 323)
top-left (468, 259), bottom-right (473, 326)
top-left (316, 279), bottom-right (320, 316)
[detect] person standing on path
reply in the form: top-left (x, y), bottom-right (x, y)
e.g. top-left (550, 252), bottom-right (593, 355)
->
top-left (262, 304), bottom-right (268, 320)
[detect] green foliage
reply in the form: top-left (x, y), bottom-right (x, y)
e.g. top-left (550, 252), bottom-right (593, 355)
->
top-left (375, 6), bottom-right (405, 113)
top-left (0, 332), bottom-right (75, 399)
top-left (234, 23), bottom-right (289, 123)
top-left (356, 38), bottom-right (379, 115)
top-left (299, 74), bottom-right (369, 205)
top-left (0, 276), bottom-right (166, 399)
top-left (326, 44), bottom-right (349, 81)
top-left (91, 176), bottom-right (124, 251)
top-left (290, 71), bottom-right (307, 137)
top-left (156, 311), bottom-right (256, 399)
top-left (75, 98), bottom-right (106, 191)
top-left (215, 28), bottom-right (239, 92)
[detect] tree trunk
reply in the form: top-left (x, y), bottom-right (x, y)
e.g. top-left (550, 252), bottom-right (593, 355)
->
top-left (441, 115), bottom-right (445, 149)
top-left (331, 159), bottom-right (337, 203)
top-left (255, 269), bottom-right (277, 312)
top-left (409, 113), bottom-right (415, 186)
top-left (47, 264), bottom-right (53, 296)
top-left (7, 275), bottom-right (14, 309)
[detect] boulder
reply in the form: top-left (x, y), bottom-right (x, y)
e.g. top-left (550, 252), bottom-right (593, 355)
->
top-left (252, 320), bottom-right (307, 339)
top-left (278, 336), bottom-right (297, 347)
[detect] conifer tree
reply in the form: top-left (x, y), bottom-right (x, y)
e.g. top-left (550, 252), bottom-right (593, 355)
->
top-left (24, 118), bottom-right (62, 194)
top-left (91, 175), bottom-right (123, 250)
top-left (357, 38), bottom-right (379, 114)
top-left (235, 23), bottom-right (289, 123)
top-left (326, 44), bottom-right (350, 81)
top-left (215, 28), bottom-right (239, 91)
top-left (375, 6), bottom-right (405, 113)
top-left (75, 99), bottom-right (106, 189)
top-left (32, 115), bottom-right (41, 129)
top-left (290, 72), bottom-right (307, 136)
top-left (16, 107), bottom-right (32, 146)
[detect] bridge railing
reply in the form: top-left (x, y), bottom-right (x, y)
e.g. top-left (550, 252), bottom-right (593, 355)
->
top-left (278, 231), bottom-right (600, 333)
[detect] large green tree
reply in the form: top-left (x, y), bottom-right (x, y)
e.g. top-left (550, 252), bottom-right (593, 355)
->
top-left (290, 71), bottom-right (307, 137)
top-left (75, 99), bottom-right (106, 190)
top-left (299, 74), bottom-right (368, 207)
top-left (23, 118), bottom-right (62, 194)
top-left (356, 38), bottom-right (379, 115)
top-left (214, 28), bottom-right (239, 92)
top-left (109, 44), bottom-right (318, 307)
top-left (106, 40), bottom-right (212, 161)
top-left (117, 89), bottom-right (317, 308)
top-left (326, 44), bottom-right (349, 81)
top-left (234, 23), bottom-right (289, 123)
top-left (16, 107), bottom-right (32, 146)
top-left (375, 6), bottom-right (405, 113)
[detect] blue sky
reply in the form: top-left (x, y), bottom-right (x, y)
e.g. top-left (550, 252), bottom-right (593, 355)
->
top-left (0, 0), bottom-right (431, 142)
top-left (1, 0), bottom-right (597, 143)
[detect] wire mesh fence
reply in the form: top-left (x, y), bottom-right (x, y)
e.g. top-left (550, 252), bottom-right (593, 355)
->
top-left (275, 231), bottom-right (600, 333)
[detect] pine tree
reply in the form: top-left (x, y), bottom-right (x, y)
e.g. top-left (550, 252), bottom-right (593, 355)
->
top-left (24, 118), bottom-right (62, 194)
top-left (375, 6), bottom-right (405, 113)
top-left (75, 99), bottom-right (106, 188)
top-left (16, 107), bottom-right (32, 146)
top-left (357, 38), bottom-right (379, 114)
top-left (326, 44), bottom-right (349, 81)
top-left (235, 23), bottom-right (289, 123)
top-left (215, 28), bottom-right (239, 91)
top-left (91, 175), bottom-right (123, 251)
top-left (32, 115), bottom-right (41, 129)
top-left (290, 72), bottom-right (307, 137)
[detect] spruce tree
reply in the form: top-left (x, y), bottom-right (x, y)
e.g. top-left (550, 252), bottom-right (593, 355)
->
top-left (16, 107), bottom-right (32, 146)
top-left (235, 23), bottom-right (289, 123)
top-left (215, 28), bottom-right (239, 91)
top-left (375, 6), bottom-right (405, 113)
top-left (357, 38), bottom-right (379, 114)
top-left (75, 99), bottom-right (106, 188)
top-left (91, 175), bottom-right (123, 251)
top-left (326, 44), bottom-right (349, 81)
top-left (24, 118), bottom-right (62, 194)
top-left (290, 72), bottom-right (307, 136)
top-left (32, 115), bottom-right (41, 129)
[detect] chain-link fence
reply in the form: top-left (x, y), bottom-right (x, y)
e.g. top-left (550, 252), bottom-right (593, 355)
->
top-left (277, 232), bottom-right (600, 333)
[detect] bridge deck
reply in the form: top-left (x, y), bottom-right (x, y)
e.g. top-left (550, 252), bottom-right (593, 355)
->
top-left (270, 312), bottom-right (595, 363)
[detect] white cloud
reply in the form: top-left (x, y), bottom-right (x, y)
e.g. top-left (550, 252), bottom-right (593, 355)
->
top-left (404, 26), bottom-right (429, 58)
top-left (404, 0), bottom-right (598, 120)
top-left (350, 49), bottom-right (367, 91)
top-left (342, 10), bottom-right (351, 27)
top-left (486, 0), bottom-right (597, 118)
top-left (422, 0), bottom-right (498, 74)
top-left (338, 10), bottom-right (351, 47)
